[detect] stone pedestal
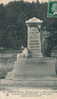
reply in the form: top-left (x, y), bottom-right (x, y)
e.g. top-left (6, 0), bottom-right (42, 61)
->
top-left (26, 17), bottom-right (43, 57)
top-left (5, 17), bottom-right (56, 88)
top-left (6, 57), bottom-right (56, 80)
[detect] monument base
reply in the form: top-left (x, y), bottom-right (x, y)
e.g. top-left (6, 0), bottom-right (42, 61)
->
top-left (6, 57), bottom-right (56, 81)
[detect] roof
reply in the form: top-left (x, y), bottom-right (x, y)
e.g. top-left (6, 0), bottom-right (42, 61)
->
top-left (26, 17), bottom-right (43, 24)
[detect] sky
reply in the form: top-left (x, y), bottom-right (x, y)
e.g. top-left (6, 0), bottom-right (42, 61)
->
top-left (0, 0), bottom-right (48, 4)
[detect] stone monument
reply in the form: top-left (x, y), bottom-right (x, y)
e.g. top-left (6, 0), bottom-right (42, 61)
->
top-left (26, 17), bottom-right (43, 57)
top-left (6, 17), bottom-right (56, 85)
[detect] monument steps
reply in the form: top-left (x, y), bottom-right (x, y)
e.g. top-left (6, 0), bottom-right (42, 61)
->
top-left (6, 57), bottom-right (56, 77)
top-left (5, 56), bottom-right (56, 88)
top-left (1, 77), bottom-right (57, 88)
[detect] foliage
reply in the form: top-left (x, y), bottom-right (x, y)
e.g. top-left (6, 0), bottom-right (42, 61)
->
top-left (0, 1), bottom-right (57, 56)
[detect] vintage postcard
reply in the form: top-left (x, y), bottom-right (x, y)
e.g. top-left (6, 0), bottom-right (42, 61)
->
top-left (0, 0), bottom-right (57, 98)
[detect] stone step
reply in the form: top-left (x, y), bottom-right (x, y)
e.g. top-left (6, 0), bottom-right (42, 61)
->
top-left (32, 52), bottom-right (42, 54)
top-left (32, 54), bottom-right (42, 57)
top-left (29, 37), bottom-right (40, 39)
top-left (1, 78), bottom-right (57, 88)
top-left (29, 35), bottom-right (40, 38)
top-left (4, 57), bottom-right (57, 88)
top-left (32, 50), bottom-right (42, 55)
top-left (28, 43), bottom-right (41, 45)
top-left (29, 39), bottom-right (40, 42)
top-left (29, 45), bottom-right (41, 47)
top-left (29, 39), bottom-right (41, 42)
top-left (6, 57), bottom-right (56, 77)
top-left (31, 50), bottom-right (41, 52)
top-left (28, 47), bottom-right (41, 50)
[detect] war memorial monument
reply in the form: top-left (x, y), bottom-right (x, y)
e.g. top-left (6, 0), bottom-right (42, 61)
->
top-left (4, 16), bottom-right (57, 88)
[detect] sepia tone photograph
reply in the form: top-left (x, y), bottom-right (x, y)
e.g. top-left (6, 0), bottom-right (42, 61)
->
top-left (0, 0), bottom-right (57, 98)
